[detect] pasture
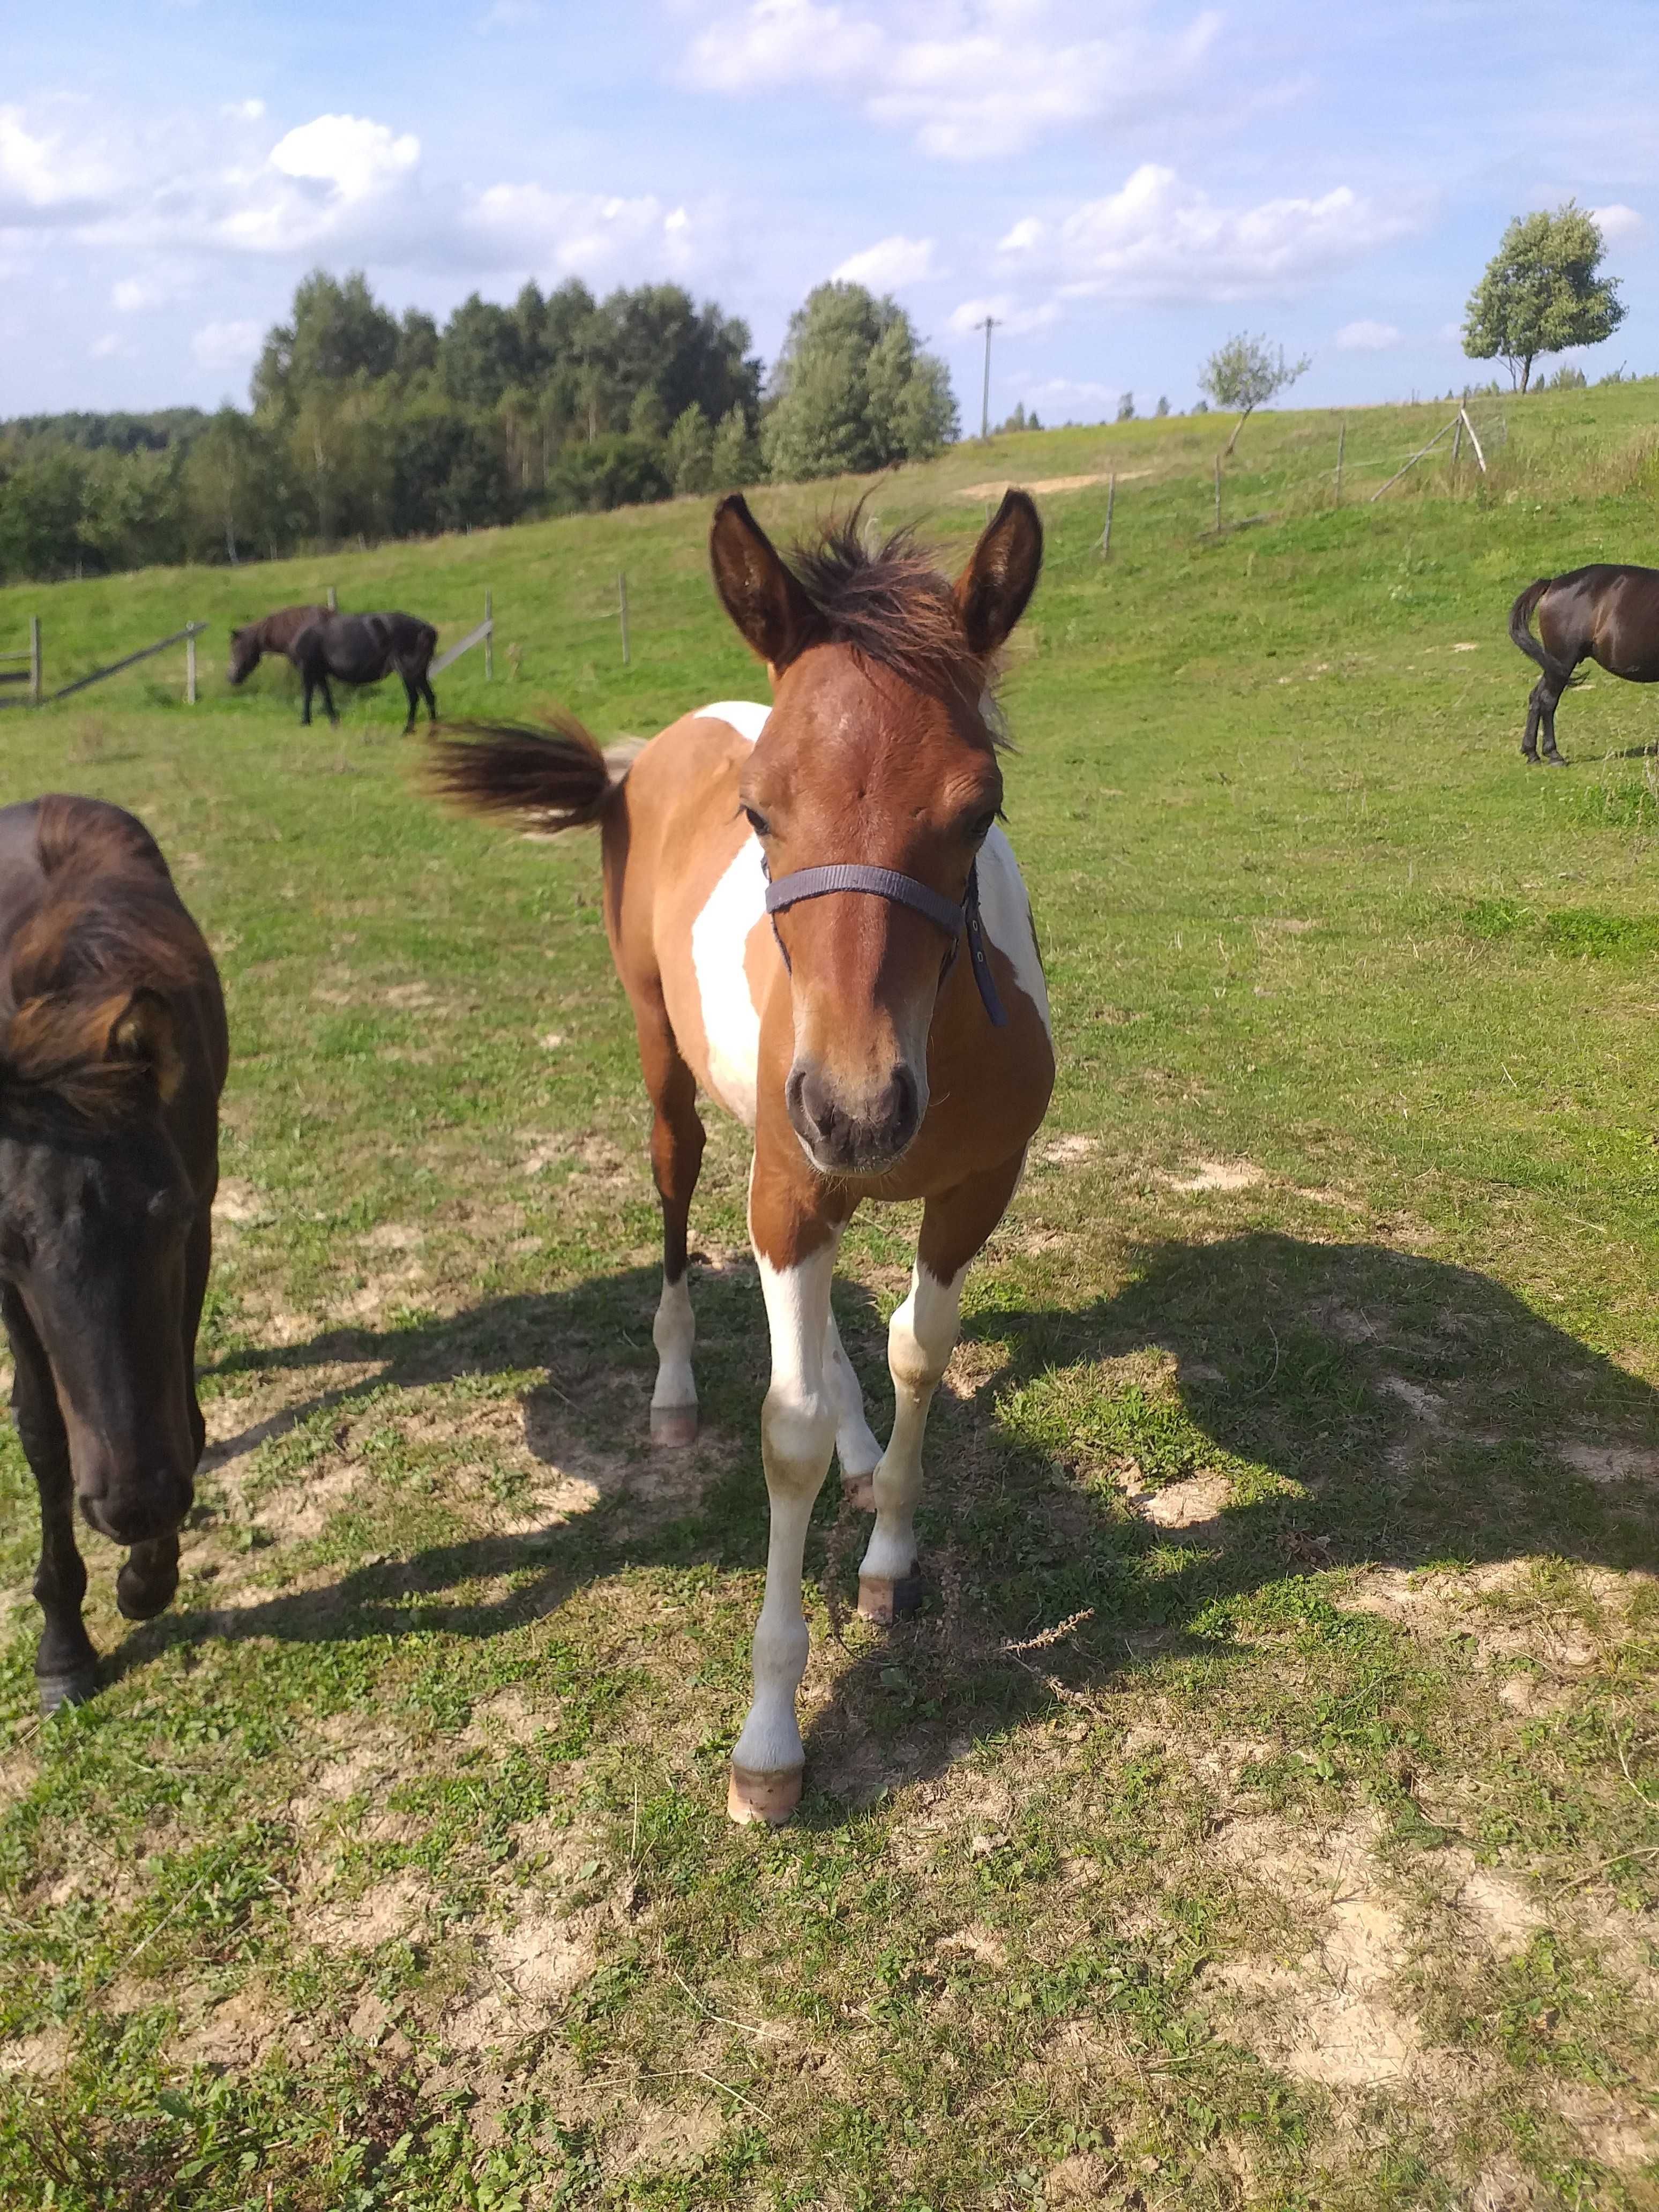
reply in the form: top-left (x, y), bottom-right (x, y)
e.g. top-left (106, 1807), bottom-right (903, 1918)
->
top-left (0, 386), bottom-right (1656, 2209)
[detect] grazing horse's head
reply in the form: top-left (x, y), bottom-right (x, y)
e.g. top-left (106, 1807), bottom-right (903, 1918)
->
top-left (0, 890), bottom-right (200, 1546)
top-left (227, 625), bottom-right (261, 686)
top-left (711, 491), bottom-right (1042, 1177)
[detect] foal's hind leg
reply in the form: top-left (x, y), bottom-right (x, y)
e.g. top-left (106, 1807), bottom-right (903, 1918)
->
top-left (400, 672), bottom-right (419, 735)
top-left (1539, 676), bottom-right (1570, 765)
top-left (857, 1155), bottom-right (1024, 1624)
top-left (1522, 680), bottom-right (1545, 761)
top-left (636, 1001), bottom-right (706, 1446)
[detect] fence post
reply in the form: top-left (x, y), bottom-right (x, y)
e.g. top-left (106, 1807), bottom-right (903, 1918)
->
top-left (1334, 420), bottom-right (1346, 507)
top-left (326, 585), bottom-right (338, 612)
top-left (185, 631), bottom-right (197, 706)
top-left (1452, 414), bottom-right (1463, 467)
top-left (28, 617), bottom-right (40, 706)
top-left (1100, 472), bottom-right (1116, 558)
top-left (484, 589), bottom-right (494, 681)
top-left (1213, 453), bottom-right (1222, 534)
top-left (618, 571), bottom-right (630, 668)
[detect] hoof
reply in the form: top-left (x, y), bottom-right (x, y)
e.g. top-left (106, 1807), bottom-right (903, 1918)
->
top-left (116, 1564), bottom-right (178, 1623)
top-left (1545, 754), bottom-right (1569, 768)
top-left (727, 1762), bottom-right (802, 1826)
top-left (650, 1404), bottom-right (698, 1449)
top-left (858, 1568), bottom-right (923, 1624)
top-left (38, 1667), bottom-right (96, 1716)
top-left (841, 1469), bottom-right (876, 1512)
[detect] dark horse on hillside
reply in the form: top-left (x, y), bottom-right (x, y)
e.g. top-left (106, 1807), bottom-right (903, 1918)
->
top-left (1508, 565), bottom-right (1659, 763)
top-left (0, 796), bottom-right (227, 1713)
top-left (229, 606), bottom-right (439, 732)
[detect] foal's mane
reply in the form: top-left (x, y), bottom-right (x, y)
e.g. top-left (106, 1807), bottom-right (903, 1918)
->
top-left (1, 797), bottom-right (201, 1120)
top-left (788, 511), bottom-right (991, 710)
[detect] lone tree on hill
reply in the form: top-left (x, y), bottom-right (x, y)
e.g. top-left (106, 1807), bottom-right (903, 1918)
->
top-left (1198, 332), bottom-right (1311, 454)
top-left (1462, 201), bottom-right (1625, 393)
top-left (761, 283), bottom-right (958, 482)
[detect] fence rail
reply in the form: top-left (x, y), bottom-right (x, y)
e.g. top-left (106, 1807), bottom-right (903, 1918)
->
top-left (0, 617), bottom-right (41, 708)
top-left (49, 621), bottom-right (207, 704)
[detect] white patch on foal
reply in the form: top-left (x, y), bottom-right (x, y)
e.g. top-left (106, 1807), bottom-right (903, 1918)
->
top-left (977, 823), bottom-right (1050, 1033)
top-left (687, 702), bottom-right (771, 1129)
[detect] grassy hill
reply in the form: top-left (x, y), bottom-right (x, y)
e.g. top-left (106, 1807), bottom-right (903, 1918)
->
top-left (0, 384), bottom-right (1656, 2207)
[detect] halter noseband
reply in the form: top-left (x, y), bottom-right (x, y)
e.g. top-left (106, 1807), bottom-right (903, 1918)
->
top-left (763, 860), bottom-right (1008, 1028)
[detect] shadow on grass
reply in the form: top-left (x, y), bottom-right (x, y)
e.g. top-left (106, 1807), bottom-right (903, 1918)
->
top-left (113, 1232), bottom-right (1659, 1816)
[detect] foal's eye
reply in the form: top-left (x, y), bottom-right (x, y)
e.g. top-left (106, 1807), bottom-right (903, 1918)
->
top-left (742, 806), bottom-right (772, 839)
top-left (966, 809), bottom-right (998, 842)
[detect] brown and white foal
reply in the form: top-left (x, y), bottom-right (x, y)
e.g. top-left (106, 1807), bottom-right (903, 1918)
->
top-left (431, 491), bottom-right (1055, 1822)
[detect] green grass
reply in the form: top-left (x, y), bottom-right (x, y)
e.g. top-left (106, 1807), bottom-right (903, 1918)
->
top-left (0, 386), bottom-right (1657, 2208)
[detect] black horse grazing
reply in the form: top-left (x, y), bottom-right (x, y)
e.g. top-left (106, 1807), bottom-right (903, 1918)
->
top-left (228, 603), bottom-right (327, 688)
top-left (292, 611), bottom-right (439, 733)
top-left (1509, 565), bottom-right (1659, 764)
top-left (0, 797), bottom-right (227, 1713)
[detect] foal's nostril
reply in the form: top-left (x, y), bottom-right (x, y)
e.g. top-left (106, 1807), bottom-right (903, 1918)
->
top-left (879, 1064), bottom-right (920, 1148)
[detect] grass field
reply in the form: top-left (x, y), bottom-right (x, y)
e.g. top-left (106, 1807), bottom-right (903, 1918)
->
top-left (0, 385), bottom-right (1656, 2210)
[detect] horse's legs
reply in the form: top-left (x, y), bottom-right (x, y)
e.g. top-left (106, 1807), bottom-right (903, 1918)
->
top-left (422, 676), bottom-right (437, 723)
top-left (636, 1001), bottom-right (706, 1447)
top-left (1540, 674), bottom-right (1570, 764)
top-left (5, 1293), bottom-right (95, 1712)
top-left (858, 1154), bottom-right (1026, 1623)
top-left (1530, 677), bottom-right (1557, 765)
top-left (118, 1207), bottom-right (207, 1625)
top-left (729, 1186), bottom-right (847, 1825)
top-left (400, 671), bottom-right (419, 735)
top-left (300, 668), bottom-right (314, 727)
top-left (320, 674), bottom-right (339, 728)
top-left (825, 1305), bottom-right (880, 1507)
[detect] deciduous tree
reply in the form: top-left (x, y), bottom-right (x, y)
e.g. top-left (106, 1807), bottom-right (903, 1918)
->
top-left (1462, 203), bottom-right (1625, 394)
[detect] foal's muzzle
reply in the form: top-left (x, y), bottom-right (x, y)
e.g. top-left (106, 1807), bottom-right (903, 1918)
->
top-left (786, 1059), bottom-right (922, 1175)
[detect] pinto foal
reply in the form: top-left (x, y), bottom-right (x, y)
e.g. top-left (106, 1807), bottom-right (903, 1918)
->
top-left (432, 491), bottom-right (1054, 1822)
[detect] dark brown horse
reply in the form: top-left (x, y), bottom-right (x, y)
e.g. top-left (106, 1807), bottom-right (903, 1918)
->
top-left (1509, 565), bottom-right (1659, 763)
top-left (0, 797), bottom-right (227, 1713)
top-left (290, 612), bottom-right (439, 733)
top-left (228, 604), bottom-right (327, 687)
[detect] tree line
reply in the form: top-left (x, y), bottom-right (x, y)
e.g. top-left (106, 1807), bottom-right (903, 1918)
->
top-left (0, 272), bottom-right (959, 584)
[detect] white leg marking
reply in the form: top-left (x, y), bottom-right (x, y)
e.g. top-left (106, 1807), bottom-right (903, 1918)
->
top-left (650, 1273), bottom-right (696, 1441)
top-left (860, 1264), bottom-right (967, 1590)
top-left (731, 1238), bottom-right (840, 1784)
top-left (825, 1307), bottom-right (880, 1484)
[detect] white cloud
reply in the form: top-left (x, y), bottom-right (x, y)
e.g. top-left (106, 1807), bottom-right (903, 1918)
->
top-left (467, 185), bottom-right (696, 276)
top-left (948, 293), bottom-right (1059, 338)
top-left (1591, 202), bottom-right (1643, 243)
top-left (1336, 318), bottom-right (1401, 350)
top-left (1022, 376), bottom-right (1120, 418)
top-left (267, 114), bottom-right (418, 205)
top-left (113, 275), bottom-right (167, 312)
top-left (88, 332), bottom-right (124, 358)
top-left (0, 103), bottom-right (115, 216)
top-left (221, 99), bottom-right (265, 121)
top-left (831, 234), bottom-right (936, 288)
top-left (999, 164), bottom-right (1423, 308)
top-left (191, 318), bottom-right (261, 371)
top-left (683, 0), bottom-right (1224, 160)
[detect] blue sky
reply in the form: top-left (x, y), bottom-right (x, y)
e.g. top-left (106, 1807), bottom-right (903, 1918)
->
top-left (3, 0), bottom-right (1656, 425)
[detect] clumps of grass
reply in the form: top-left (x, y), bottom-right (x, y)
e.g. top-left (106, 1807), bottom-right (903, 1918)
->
top-left (1461, 899), bottom-right (1659, 958)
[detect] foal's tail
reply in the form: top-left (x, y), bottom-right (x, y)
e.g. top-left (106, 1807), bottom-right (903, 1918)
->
top-left (425, 711), bottom-right (632, 834)
top-left (1508, 577), bottom-right (1565, 678)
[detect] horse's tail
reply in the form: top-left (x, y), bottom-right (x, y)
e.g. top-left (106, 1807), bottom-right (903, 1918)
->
top-left (425, 710), bottom-right (631, 835)
top-left (1508, 577), bottom-right (1565, 678)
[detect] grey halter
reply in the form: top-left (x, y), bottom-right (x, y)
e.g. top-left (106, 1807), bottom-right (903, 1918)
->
top-left (763, 860), bottom-right (1008, 1028)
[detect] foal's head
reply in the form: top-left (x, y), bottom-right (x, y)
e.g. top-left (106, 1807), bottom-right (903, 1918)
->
top-left (711, 491), bottom-right (1042, 1176)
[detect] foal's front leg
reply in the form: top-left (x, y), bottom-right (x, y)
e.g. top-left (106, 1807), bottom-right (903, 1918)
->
top-left (4, 1294), bottom-right (96, 1713)
top-left (729, 1217), bottom-right (842, 1825)
top-left (858, 1156), bottom-right (1027, 1623)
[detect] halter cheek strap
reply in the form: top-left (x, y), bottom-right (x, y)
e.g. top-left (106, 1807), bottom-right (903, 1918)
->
top-left (763, 860), bottom-right (1009, 1028)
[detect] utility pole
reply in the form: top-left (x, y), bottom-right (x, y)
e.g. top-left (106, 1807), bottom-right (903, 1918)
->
top-left (975, 315), bottom-right (999, 441)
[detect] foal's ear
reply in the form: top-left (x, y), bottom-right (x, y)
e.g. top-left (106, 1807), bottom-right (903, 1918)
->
top-left (954, 489), bottom-right (1044, 659)
top-left (709, 495), bottom-right (820, 671)
top-left (107, 989), bottom-right (184, 1104)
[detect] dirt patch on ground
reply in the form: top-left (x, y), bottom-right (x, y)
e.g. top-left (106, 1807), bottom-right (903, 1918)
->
top-left (1339, 1560), bottom-right (1633, 1674)
top-left (308, 1869), bottom-right (436, 1954)
top-left (1135, 1471), bottom-right (1232, 1532)
top-left (1036, 1134), bottom-right (1097, 1166)
top-left (0, 2025), bottom-right (71, 2077)
top-left (174, 1981), bottom-right (285, 2069)
top-left (1556, 1438), bottom-right (1659, 1487)
top-left (1159, 1160), bottom-right (1265, 1193)
top-left (609, 2098), bottom-right (725, 2174)
top-left (958, 471), bottom-right (1150, 500)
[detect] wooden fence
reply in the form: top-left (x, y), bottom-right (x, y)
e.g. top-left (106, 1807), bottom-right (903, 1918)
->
top-left (0, 618), bottom-right (41, 708)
